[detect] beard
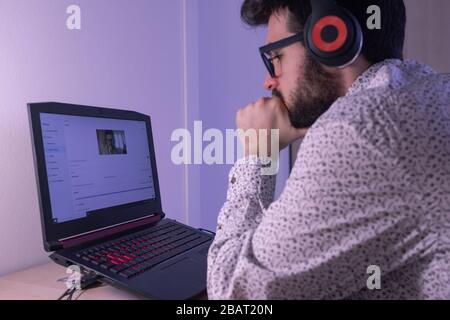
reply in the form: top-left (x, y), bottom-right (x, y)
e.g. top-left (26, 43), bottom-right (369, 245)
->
top-left (273, 53), bottom-right (340, 129)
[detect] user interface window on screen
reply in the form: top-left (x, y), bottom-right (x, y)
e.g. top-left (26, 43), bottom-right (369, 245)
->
top-left (40, 113), bottom-right (156, 223)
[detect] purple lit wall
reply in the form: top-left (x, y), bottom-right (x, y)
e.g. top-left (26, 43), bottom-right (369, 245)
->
top-left (0, 0), bottom-right (289, 276)
top-left (191, 0), bottom-right (290, 231)
top-left (0, 0), bottom-right (187, 276)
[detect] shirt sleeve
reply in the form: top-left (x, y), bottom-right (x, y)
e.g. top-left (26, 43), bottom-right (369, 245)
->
top-left (207, 120), bottom-right (426, 300)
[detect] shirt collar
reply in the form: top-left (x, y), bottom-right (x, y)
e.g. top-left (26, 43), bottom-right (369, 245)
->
top-left (345, 59), bottom-right (403, 97)
top-left (346, 59), bottom-right (438, 97)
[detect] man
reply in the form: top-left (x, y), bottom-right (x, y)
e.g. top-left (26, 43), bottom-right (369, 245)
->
top-left (100, 130), bottom-right (127, 155)
top-left (105, 131), bottom-right (116, 154)
top-left (207, 0), bottom-right (450, 299)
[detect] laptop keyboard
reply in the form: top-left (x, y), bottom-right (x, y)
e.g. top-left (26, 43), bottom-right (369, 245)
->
top-left (75, 222), bottom-right (211, 279)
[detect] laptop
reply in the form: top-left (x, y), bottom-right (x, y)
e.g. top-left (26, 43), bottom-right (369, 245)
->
top-left (28, 102), bottom-right (214, 300)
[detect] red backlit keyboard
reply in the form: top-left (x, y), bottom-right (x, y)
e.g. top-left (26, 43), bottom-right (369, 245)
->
top-left (75, 222), bottom-right (210, 279)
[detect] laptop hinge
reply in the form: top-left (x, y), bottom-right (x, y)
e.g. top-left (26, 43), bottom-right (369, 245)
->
top-left (46, 241), bottom-right (64, 252)
top-left (58, 214), bottom-right (162, 250)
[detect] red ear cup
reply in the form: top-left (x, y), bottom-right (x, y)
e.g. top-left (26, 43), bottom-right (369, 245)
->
top-left (305, 5), bottom-right (363, 68)
top-left (311, 16), bottom-right (348, 53)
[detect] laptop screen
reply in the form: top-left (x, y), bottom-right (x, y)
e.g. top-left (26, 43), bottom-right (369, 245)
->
top-left (39, 113), bottom-right (156, 224)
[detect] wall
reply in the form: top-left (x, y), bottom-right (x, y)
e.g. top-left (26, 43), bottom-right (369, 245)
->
top-left (0, 0), bottom-right (290, 276)
top-left (404, 0), bottom-right (450, 73)
top-left (193, 0), bottom-right (290, 231)
top-left (0, 0), bottom-right (186, 276)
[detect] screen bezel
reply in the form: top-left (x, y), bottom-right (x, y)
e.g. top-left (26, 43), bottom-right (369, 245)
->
top-left (28, 102), bottom-right (163, 248)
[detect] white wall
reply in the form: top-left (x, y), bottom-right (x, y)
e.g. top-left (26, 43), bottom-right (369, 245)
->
top-left (0, 0), bottom-right (187, 276)
top-left (0, 0), bottom-right (290, 277)
top-left (404, 0), bottom-right (450, 73)
top-left (193, 0), bottom-right (290, 231)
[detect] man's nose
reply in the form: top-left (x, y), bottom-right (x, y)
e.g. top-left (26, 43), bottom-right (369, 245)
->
top-left (263, 73), bottom-right (279, 91)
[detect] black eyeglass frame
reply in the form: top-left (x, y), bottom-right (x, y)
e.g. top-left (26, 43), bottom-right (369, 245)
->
top-left (259, 33), bottom-right (304, 78)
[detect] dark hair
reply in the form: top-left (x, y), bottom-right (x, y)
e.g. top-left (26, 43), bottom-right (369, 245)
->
top-left (241, 0), bottom-right (406, 64)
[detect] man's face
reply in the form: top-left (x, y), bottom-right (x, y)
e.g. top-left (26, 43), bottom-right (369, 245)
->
top-left (106, 134), bottom-right (113, 146)
top-left (264, 9), bottom-right (341, 129)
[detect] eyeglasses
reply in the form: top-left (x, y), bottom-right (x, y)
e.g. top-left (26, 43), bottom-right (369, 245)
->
top-left (259, 33), bottom-right (304, 78)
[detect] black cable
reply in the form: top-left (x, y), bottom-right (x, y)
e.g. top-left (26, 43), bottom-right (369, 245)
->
top-left (57, 288), bottom-right (76, 300)
top-left (80, 273), bottom-right (101, 290)
top-left (57, 288), bottom-right (70, 300)
top-left (67, 288), bottom-right (77, 301)
top-left (57, 271), bottom-right (101, 301)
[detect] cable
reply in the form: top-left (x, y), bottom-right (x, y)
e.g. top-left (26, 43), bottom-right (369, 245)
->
top-left (57, 288), bottom-right (70, 300)
top-left (57, 271), bottom-right (101, 301)
top-left (67, 288), bottom-right (77, 301)
top-left (79, 272), bottom-right (101, 290)
top-left (57, 288), bottom-right (76, 300)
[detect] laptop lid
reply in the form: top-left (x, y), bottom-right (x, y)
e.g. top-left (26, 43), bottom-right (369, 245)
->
top-left (28, 102), bottom-right (164, 251)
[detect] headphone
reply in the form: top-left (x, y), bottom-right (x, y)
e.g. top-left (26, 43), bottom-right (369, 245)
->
top-left (304, 0), bottom-right (363, 68)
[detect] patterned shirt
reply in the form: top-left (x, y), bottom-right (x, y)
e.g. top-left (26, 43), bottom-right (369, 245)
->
top-left (207, 59), bottom-right (450, 300)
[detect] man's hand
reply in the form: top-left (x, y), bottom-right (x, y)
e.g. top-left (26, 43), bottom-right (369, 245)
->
top-left (236, 97), bottom-right (308, 156)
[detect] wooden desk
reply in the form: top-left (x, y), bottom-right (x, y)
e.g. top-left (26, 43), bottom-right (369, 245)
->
top-left (0, 262), bottom-right (151, 300)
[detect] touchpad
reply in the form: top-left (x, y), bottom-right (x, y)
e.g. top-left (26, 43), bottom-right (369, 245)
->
top-left (153, 257), bottom-right (207, 300)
